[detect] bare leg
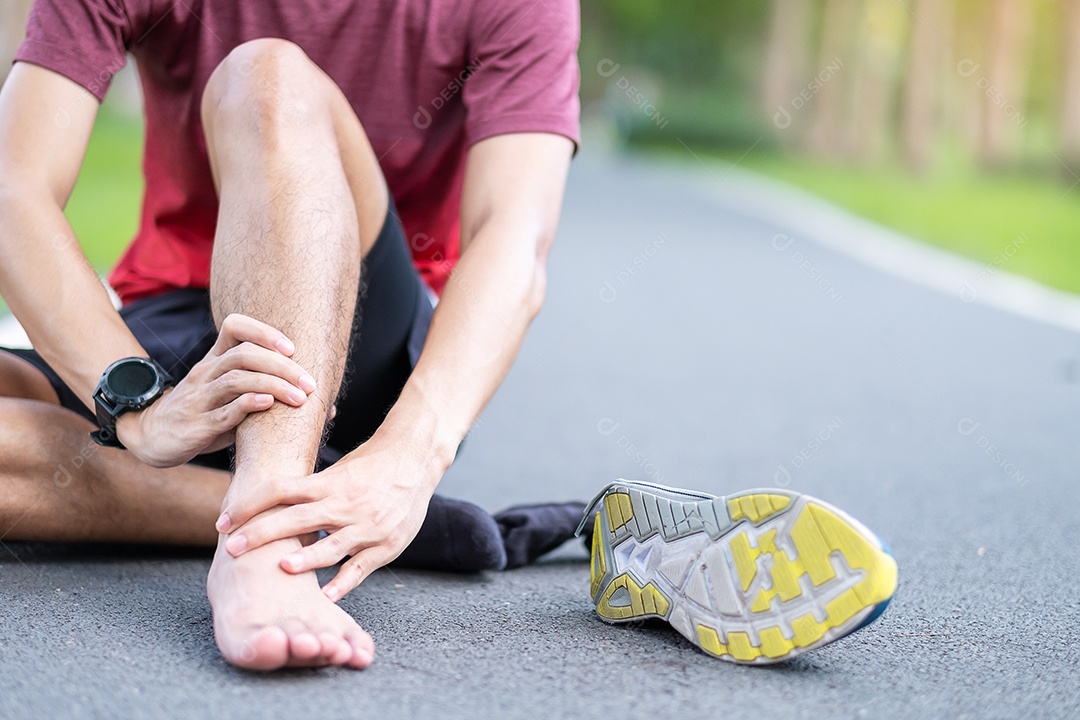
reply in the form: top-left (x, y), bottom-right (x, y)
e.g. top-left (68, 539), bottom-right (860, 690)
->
top-left (199, 39), bottom-right (388, 670)
top-left (0, 392), bottom-right (368, 670)
top-left (0, 352), bottom-right (226, 544)
top-left (0, 396), bottom-right (226, 546)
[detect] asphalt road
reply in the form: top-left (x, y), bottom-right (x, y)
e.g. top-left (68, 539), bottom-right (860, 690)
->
top-left (2, 151), bottom-right (1078, 719)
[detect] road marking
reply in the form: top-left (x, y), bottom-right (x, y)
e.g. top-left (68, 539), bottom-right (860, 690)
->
top-left (707, 163), bottom-right (1080, 335)
top-left (0, 314), bottom-right (31, 349)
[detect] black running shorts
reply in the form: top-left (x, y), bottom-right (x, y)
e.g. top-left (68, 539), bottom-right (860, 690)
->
top-left (0, 205), bottom-right (433, 471)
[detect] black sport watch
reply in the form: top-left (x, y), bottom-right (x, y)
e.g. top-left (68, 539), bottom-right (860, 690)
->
top-left (90, 357), bottom-right (174, 448)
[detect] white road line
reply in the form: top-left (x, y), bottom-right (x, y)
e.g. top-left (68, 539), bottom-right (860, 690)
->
top-left (0, 313), bottom-right (31, 349)
top-left (707, 162), bottom-right (1080, 335)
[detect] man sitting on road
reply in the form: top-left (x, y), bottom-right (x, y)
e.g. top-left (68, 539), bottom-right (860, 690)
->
top-left (0, 0), bottom-right (581, 670)
top-left (0, 0), bottom-right (900, 671)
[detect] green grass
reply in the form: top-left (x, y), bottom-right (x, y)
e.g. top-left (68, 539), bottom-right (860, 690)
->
top-left (65, 108), bottom-right (145, 271)
top-left (712, 151), bottom-right (1080, 296)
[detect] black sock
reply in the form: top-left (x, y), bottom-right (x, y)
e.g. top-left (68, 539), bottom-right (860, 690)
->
top-left (493, 501), bottom-right (589, 569)
top-left (390, 494), bottom-right (507, 573)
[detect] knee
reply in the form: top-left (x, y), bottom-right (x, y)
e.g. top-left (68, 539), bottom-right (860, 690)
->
top-left (0, 352), bottom-right (59, 404)
top-left (201, 38), bottom-right (327, 135)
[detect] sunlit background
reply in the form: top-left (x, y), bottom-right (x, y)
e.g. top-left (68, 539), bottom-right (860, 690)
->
top-left (2, 0), bottom-right (1078, 294)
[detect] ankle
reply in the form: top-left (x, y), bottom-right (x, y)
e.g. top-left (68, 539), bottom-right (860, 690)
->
top-left (233, 456), bottom-right (316, 482)
top-left (213, 532), bottom-right (304, 562)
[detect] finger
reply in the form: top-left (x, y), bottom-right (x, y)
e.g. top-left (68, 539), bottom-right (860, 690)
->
top-left (203, 428), bottom-right (237, 454)
top-left (211, 313), bottom-right (296, 358)
top-left (208, 369), bottom-right (309, 408)
top-left (224, 503), bottom-right (327, 556)
top-left (279, 531), bottom-right (354, 574)
top-left (323, 548), bottom-right (395, 602)
top-left (214, 342), bottom-right (316, 394)
top-left (217, 478), bottom-right (321, 532)
top-left (207, 393), bottom-right (274, 441)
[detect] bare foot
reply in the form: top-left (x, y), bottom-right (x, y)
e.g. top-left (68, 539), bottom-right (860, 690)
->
top-left (208, 535), bottom-right (374, 671)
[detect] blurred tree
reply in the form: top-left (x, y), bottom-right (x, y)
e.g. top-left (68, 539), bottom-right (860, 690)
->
top-left (979, 0), bottom-right (1036, 167)
top-left (0, 0), bottom-right (31, 82)
top-left (808, 0), bottom-right (862, 159)
top-left (902, 0), bottom-right (952, 173)
top-left (1060, 0), bottom-right (1080, 167)
top-left (580, 0), bottom-right (768, 147)
top-left (848, 0), bottom-right (908, 162)
top-left (763, 0), bottom-right (813, 142)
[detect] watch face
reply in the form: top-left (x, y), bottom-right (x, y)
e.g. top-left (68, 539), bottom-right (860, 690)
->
top-left (106, 360), bottom-right (159, 403)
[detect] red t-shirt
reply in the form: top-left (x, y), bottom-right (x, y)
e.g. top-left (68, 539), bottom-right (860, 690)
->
top-left (15, 0), bottom-right (580, 301)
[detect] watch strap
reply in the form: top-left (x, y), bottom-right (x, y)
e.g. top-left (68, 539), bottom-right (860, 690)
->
top-left (90, 387), bottom-right (125, 448)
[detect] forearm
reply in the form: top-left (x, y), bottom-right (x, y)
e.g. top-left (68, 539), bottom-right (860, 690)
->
top-left (0, 64), bottom-right (148, 408)
top-left (0, 189), bottom-right (146, 406)
top-left (367, 218), bottom-right (547, 479)
top-left (350, 132), bottom-right (571, 483)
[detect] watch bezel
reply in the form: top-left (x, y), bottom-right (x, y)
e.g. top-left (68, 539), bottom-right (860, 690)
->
top-left (101, 357), bottom-right (168, 409)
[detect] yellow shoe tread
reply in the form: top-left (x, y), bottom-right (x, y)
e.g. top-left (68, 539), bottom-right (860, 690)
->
top-left (604, 492), bottom-right (634, 532)
top-left (696, 624), bottom-right (726, 657)
top-left (729, 531), bottom-right (758, 592)
top-left (589, 511), bottom-right (605, 598)
top-left (727, 493), bottom-right (792, 524)
top-left (758, 626), bottom-right (795, 659)
top-left (591, 489), bottom-right (896, 665)
top-left (596, 573), bottom-right (670, 621)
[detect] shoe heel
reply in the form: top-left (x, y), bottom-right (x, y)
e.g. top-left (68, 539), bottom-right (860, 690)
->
top-left (588, 486), bottom-right (673, 623)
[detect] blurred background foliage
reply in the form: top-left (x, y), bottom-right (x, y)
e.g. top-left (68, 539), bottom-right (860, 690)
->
top-left (582, 0), bottom-right (1080, 172)
top-left (577, 0), bottom-right (1080, 293)
top-left (1, 0), bottom-right (1079, 293)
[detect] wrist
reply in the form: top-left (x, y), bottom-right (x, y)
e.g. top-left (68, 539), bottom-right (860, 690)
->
top-left (113, 385), bottom-right (171, 457)
top-left (114, 406), bottom-right (145, 451)
top-left (369, 398), bottom-right (459, 484)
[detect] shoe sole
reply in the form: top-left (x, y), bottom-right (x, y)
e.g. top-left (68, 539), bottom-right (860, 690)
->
top-left (577, 480), bottom-right (897, 664)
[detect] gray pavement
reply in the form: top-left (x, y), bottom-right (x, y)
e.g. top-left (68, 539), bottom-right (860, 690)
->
top-left (2, 151), bottom-right (1079, 719)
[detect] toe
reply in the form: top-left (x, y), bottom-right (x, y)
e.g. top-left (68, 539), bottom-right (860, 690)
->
top-left (317, 631), bottom-right (351, 665)
top-left (226, 625), bottom-right (290, 671)
top-left (345, 629), bottom-right (375, 669)
top-left (281, 619), bottom-right (323, 662)
top-left (324, 634), bottom-right (353, 666)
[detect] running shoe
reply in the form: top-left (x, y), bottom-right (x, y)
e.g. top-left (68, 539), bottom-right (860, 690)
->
top-left (576, 480), bottom-right (897, 664)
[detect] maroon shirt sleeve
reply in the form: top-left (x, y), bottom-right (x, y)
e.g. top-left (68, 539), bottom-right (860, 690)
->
top-left (13, 0), bottom-right (134, 101)
top-left (463, 0), bottom-right (581, 149)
